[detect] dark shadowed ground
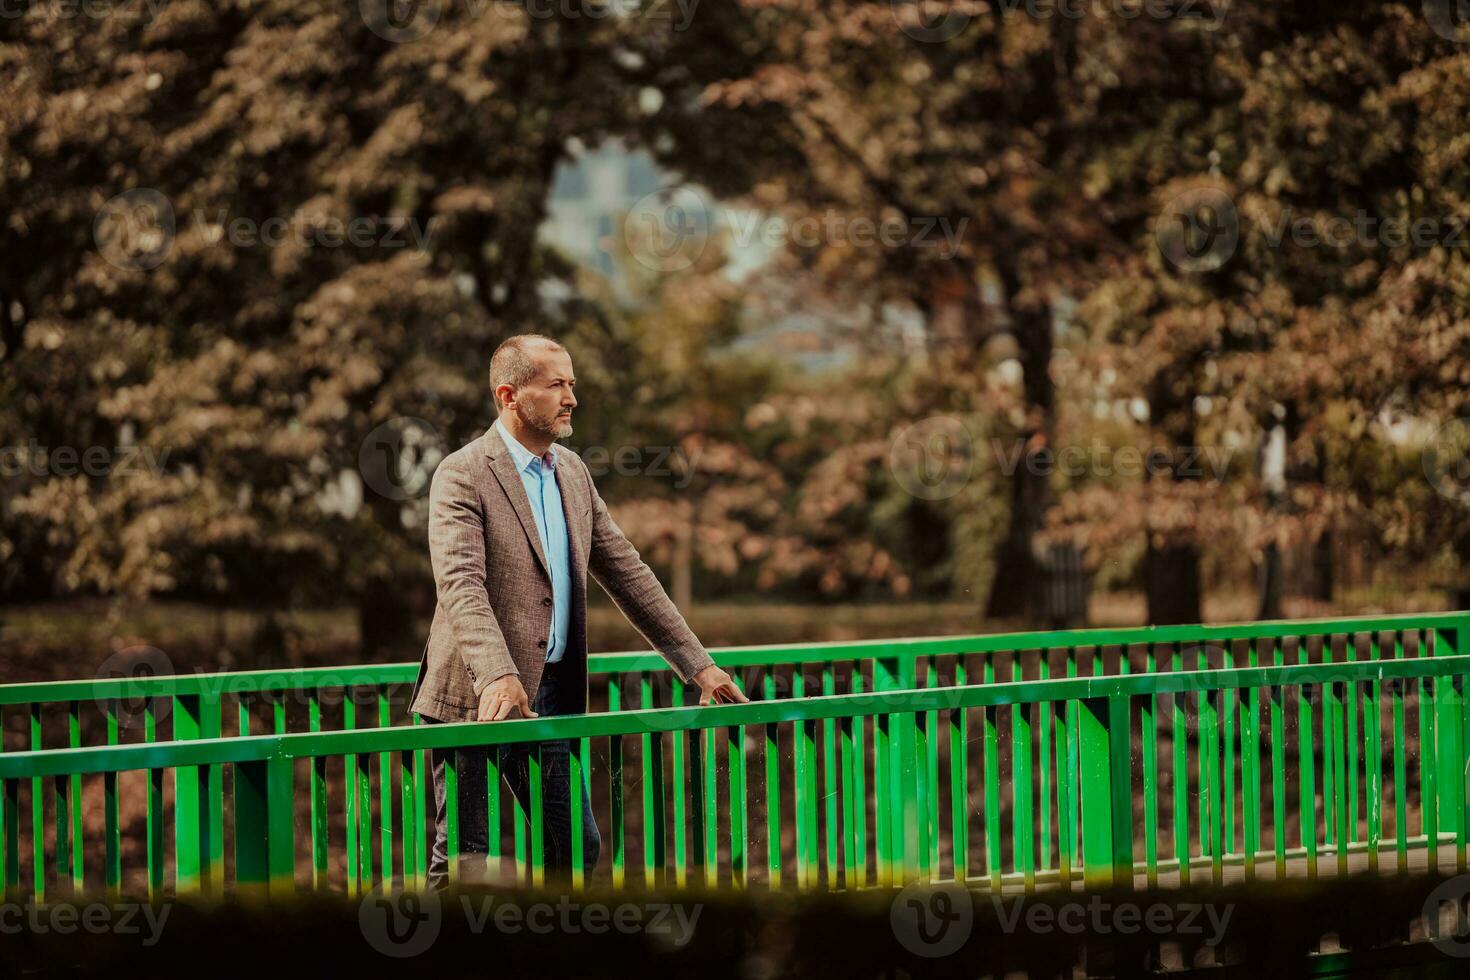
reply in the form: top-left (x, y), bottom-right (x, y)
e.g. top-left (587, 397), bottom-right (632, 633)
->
top-left (4, 874), bottom-right (1470, 978)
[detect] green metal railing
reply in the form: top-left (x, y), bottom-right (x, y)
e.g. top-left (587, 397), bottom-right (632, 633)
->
top-left (1, 611), bottom-right (1466, 900)
top-left (7, 611), bottom-right (1465, 747)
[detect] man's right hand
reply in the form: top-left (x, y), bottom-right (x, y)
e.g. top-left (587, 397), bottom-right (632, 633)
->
top-left (477, 674), bottom-right (537, 721)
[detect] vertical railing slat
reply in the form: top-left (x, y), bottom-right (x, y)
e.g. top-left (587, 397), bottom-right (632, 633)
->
top-left (529, 744), bottom-right (545, 887)
top-left (608, 678), bottom-right (625, 889)
top-left (728, 712), bottom-right (748, 889)
top-left (1142, 644), bottom-right (1159, 888)
top-left (1346, 635), bottom-right (1361, 865)
top-left (30, 703), bottom-right (44, 902)
top-left (1222, 642), bottom-right (1236, 873)
top-left (672, 680), bottom-right (690, 888)
top-left (1170, 642), bottom-right (1188, 886)
top-left (703, 725), bottom-right (719, 886)
top-left (851, 662), bottom-right (868, 888)
top-left (400, 747), bottom-right (416, 888)
top-left (1039, 650), bottom-right (1053, 874)
top-left (822, 667), bottom-right (841, 887)
top-left (144, 702), bottom-right (163, 899)
top-left (234, 755), bottom-right (295, 897)
top-left (308, 692), bottom-right (328, 890)
top-left (982, 656), bottom-right (1001, 892)
top-left (202, 694), bottom-right (224, 892)
top-left (344, 695), bottom-right (359, 893)
top-left (1422, 672), bottom-right (1439, 874)
top-left (1433, 623), bottom-right (1463, 849)
top-left (1298, 639), bottom-right (1319, 879)
top-left (358, 696), bottom-right (375, 891)
top-left (486, 745), bottom-right (502, 884)
top-left (950, 657), bottom-right (968, 884)
top-left (1197, 643), bottom-right (1218, 884)
top-left (172, 693), bottom-right (201, 895)
top-left (378, 687), bottom-right (393, 888)
top-left (101, 704), bottom-right (121, 895)
top-left (872, 660), bottom-right (894, 887)
top-left (1393, 631), bottom-right (1409, 873)
top-left (570, 737), bottom-right (586, 889)
top-left (640, 671), bottom-right (665, 887)
top-left (1243, 639), bottom-right (1262, 881)
top-left (1012, 651), bottom-right (1034, 892)
top-left (1366, 632), bottom-right (1382, 874)
top-left (763, 672), bottom-right (781, 889)
top-left (66, 701), bottom-right (82, 893)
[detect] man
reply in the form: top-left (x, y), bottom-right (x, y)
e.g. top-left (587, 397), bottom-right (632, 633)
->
top-left (411, 333), bottom-right (746, 890)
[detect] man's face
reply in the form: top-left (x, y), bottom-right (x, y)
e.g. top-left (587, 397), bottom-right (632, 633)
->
top-left (508, 346), bottom-right (577, 440)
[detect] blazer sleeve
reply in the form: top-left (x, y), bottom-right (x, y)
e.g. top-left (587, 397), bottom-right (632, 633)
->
top-left (427, 456), bottom-right (519, 695)
top-left (580, 459), bottom-right (716, 683)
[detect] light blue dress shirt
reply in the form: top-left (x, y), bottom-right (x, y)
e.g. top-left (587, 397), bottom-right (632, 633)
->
top-left (494, 416), bottom-right (572, 664)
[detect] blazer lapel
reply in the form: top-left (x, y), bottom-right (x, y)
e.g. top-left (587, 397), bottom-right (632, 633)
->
top-left (484, 426), bottom-right (552, 583)
top-left (559, 458), bottom-right (589, 578)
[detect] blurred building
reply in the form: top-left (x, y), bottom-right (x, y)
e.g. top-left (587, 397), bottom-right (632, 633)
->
top-left (540, 139), bottom-right (879, 371)
top-left (541, 140), bottom-right (664, 279)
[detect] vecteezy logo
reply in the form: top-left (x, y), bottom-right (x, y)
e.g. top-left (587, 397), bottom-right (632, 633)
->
top-left (1424, 0), bottom-right (1470, 43)
top-left (94, 189), bottom-right (176, 271)
top-left (358, 417), bottom-right (442, 500)
top-left (888, 416), bottom-right (974, 501)
top-left (890, 881), bottom-right (973, 958)
top-left (1155, 187), bottom-right (1239, 273)
top-left (1424, 417), bottom-right (1470, 506)
top-left (94, 645), bottom-right (175, 731)
top-left (359, 885), bottom-right (442, 958)
top-left (360, 0), bottom-right (444, 42)
top-left (622, 187), bottom-right (713, 273)
top-left (890, 0), bottom-right (972, 42)
top-left (1423, 875), bottom-right (1470, 956)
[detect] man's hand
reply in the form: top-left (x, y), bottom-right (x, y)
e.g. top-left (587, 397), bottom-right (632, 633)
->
top-left (477, 674), bottom-right (537, 721)
top-left (691, 664), bottom-right (749, 706)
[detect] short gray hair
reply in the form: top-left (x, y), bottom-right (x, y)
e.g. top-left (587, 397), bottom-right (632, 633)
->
top-left (489, 334), bottom-right (565, 410)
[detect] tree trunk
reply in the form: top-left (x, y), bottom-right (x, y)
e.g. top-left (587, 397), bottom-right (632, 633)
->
top-left (984, 300), bottom-right (1055, 625)
top-left (1256, 420), bottom-right (1286, 620)
top-left (1284, 424), bottom-right (1333, 604)
top-left (985, 457), bottom-right (1048, 624)
top-left (1143, 375), bottom-right (1203, 626)
top-left (1310, 530), bottom-right (1334, 603)
top-left (1145, 542), bottom-right (1203, 625)
top-left (1257, 544), bottom-right (1284, 620)
top-left (672, 499), bottom-right (693, 611)
top-left (358, 576), bottom-right (416, 660)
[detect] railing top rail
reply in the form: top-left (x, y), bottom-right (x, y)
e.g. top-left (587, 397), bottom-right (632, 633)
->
top-left (2, 609), bottom-right (1464, 708)
top-left (4, 653), bottom-right (1466, 780)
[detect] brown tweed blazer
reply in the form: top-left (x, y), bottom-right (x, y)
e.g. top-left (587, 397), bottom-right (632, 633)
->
top-left (409, 422), bottom-right (715, 721)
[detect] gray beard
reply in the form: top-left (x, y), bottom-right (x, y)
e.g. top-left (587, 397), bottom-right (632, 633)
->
top-left (517, 404), bottom-right (572, 440)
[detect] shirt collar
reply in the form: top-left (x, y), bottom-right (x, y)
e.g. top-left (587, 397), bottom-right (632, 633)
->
top-left (495, 416), bottom-right (558, 473)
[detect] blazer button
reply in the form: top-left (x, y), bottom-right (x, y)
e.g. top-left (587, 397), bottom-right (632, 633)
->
top-left (542, 596), bottom-right (553, 607)
top-left (537, 639), bottom-right (547, 648)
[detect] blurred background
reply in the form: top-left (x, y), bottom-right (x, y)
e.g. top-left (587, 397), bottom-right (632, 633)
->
top-left (3, 0), bottom-right (1469, 683)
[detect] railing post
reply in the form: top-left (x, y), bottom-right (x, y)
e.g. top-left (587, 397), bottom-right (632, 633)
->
top-left (1078, 694), bottom-right (1133, 889)
top-left (201, 694), bottom-right (224, 892)
top-left (235, 755), bottom-right (295, 898)
top-left (1434, 621), bottom-right (1466, 842)
top-left (172, 694), bottom-right (203, 895)
top-left (873, 656), bottom-right (898, 885)
top-left (884, 656), bottom-right (920, 883)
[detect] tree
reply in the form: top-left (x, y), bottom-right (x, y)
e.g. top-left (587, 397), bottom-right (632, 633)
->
top-left (0, 1), bottom-right (683, 654)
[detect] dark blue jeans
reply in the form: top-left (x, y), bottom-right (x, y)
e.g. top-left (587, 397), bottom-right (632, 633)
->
top-left (425, 659), bottom-right (600, 890)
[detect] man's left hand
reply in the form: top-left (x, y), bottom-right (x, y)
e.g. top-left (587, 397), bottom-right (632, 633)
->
top-left (691, 664), bottom-right (749, 706)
